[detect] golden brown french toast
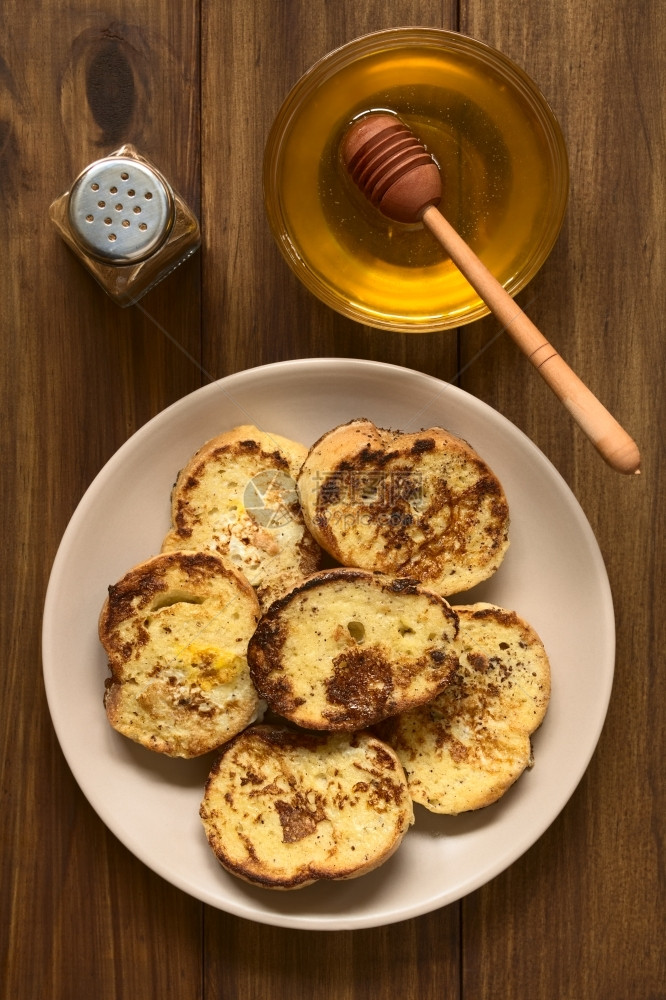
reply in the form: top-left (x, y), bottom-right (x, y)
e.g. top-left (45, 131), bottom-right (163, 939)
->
top-left (376, 603), bottom-right (551, 813)
top-left (99, 550), bottom-right (261, 758)
top-left (162, 424), bottom-right (322, 608)
top-left (297, 418), bottom-right (509, 597)
top-left (200, 724), bottom-right (414, 889)
top-left (247, 567), bottom-right (460, 731)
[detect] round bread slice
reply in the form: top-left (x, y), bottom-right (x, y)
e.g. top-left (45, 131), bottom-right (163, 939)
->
top-left (297, 418), bottom-right (509, 597)
top-left (247, 567), bottom-right (460, 731)
top-left (99, 550), bottom-right (261, 758)
top-left (161, 424), bottom-right (322, 609)
top-left (200, 724), bottom-right (414, 889)
top-left (376, 603), bottom-right (551, 814)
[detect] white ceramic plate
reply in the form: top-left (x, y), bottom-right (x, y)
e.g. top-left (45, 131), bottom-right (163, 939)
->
top-left (42, 358), bottom-right (614, 930)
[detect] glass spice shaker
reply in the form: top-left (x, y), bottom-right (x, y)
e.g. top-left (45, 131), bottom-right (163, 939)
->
top-left (49, 144), bottom-right (200, 306)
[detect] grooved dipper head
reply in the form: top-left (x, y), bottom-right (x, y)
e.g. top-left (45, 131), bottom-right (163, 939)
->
top-left (341, 113), bottom-right (442, 223)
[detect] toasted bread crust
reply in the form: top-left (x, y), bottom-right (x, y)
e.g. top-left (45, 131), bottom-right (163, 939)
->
top-left (297, 418), bottom-right (509, 596)
top-left (99, 550), bottom-right (261, 757)
top-left (200, 725), bottom-right (414, 889)
top-left (376, 603), bottom-right (551, 813)
top-left (247, 567), bottom-right (460, 731)
top-left (162, 424), bottom-right (322, 608)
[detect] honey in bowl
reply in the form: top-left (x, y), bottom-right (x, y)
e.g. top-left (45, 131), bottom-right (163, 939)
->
top-left (264, 29), bottom-right (569, 332)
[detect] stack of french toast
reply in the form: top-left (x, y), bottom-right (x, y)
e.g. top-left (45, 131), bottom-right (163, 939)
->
top-left (98, 418), bottom-right (550, 890)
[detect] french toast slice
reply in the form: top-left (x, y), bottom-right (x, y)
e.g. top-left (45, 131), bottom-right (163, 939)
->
top-left (297, 418), bottom-right (509, 597)
top-left (200, 724), bottom-right (414, 889)
top-left (162, 424), bottom-right (322, 608)
top-left (376, 603), bottom-right (551, 814)
top-left (247, 567), bottom-right (460, 731)
top-left (99, 550), bottom-right (261, 758)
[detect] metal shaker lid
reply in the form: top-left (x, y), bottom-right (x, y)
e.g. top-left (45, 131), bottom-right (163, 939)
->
top-left (67, 156), bottom-right (174, 264)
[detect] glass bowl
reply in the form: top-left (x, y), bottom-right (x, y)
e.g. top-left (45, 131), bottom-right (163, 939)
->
top-left (263, 28), bottom-right (569, 333)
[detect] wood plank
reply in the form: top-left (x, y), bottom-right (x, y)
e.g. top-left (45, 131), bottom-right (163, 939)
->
top-left (201, 0), bottom-right (462, 385)
top-left (1, 3), bottom-right (204, 998)
top-left (200, 3), bottom-right (462, 998)
top-left (205, 912), bottom-right (461, 1000)
top-left (458, 3), bottom-right (665, 998)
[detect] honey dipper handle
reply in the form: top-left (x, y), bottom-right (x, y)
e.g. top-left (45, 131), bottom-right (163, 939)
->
top-left (421, 205), bottom-right (640, 475)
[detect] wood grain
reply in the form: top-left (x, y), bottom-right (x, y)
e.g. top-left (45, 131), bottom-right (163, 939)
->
top-left (458, 3), bottom-right (665, 998)
top-left (1, 2), bottom-right (203, 998)
top-left (201, 0), bottom-right (462, 383)
top-left (1, 0), bottom-right (664, 998)
top-left (205, 912), bottom-right (461, 1000)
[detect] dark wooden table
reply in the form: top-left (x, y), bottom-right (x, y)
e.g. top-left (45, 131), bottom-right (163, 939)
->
top-left (2, 2), bottom-right (664, 997)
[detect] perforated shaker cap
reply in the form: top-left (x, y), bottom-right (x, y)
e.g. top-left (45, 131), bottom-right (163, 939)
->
top-left (67, 156), bottom-right (174, 263)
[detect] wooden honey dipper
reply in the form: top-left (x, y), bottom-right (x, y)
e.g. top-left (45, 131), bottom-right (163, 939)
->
top-left (341, 113), bottom-right (640, 475)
